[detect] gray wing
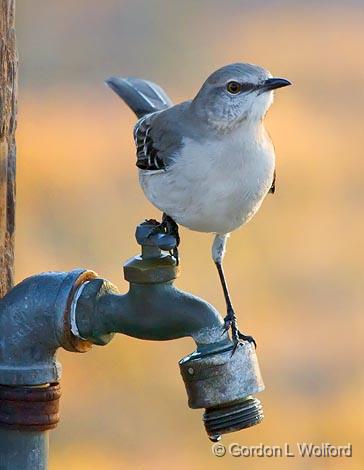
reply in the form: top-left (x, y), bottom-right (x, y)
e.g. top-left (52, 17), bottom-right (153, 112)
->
top-left (134, 113), bottom-right (165, 170)
top-left (133, 104), bottom-right (187, 172)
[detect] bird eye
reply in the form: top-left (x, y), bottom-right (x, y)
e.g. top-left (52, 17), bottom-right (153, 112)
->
top-left (226, 81), bottom-right (242, 94)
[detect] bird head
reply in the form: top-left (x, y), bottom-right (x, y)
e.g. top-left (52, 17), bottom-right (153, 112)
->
top-left (191, 63), bottom-right (291, 131)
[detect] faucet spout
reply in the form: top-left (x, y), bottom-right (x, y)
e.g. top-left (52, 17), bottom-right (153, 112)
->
top-left (73, 221), bottom-right (231, 352)
top-left (74, 280), bottom-right (230, 352)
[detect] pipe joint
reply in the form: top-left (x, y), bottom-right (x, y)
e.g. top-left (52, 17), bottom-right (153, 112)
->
top-left (0, 269), bottom-right (96, 386)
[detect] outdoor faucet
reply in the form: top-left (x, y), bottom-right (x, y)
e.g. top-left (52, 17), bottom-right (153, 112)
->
top-left (0, 221), bottom-right (265, 469)
top-left (72, 221), bottom-right (265, 440)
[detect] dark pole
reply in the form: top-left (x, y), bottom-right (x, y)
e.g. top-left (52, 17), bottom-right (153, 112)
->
top-left (0, 0), bottom-right (17, 298)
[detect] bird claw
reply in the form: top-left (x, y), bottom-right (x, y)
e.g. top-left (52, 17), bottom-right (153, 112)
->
top-left (221, 311), bottom-right (257, 352)
top-left (230, 335), bottom-right (256, 357)
top-left (238, 332), bottom-right (257, 349)
top-left (231, 340), bottom-right (242, 356)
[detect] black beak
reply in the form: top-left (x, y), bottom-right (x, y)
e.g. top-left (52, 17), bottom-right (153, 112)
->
top-left (259, 78), bottom-right (291, 93)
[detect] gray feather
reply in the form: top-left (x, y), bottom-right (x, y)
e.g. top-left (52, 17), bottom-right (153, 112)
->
top-left (105, 76), bottom-right (173, 118)
top-left (133, 102), bottom-right (195, 172)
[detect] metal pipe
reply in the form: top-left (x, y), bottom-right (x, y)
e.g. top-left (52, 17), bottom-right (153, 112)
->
top-left (0, 269), bottom-right (95, 470)
top-left (0, 269), bottom-right (96, 386)
top-left (0, 428), bottom-right (48, 470)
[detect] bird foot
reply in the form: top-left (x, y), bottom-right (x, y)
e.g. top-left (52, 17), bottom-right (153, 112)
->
top-left (222, 310), bottom-right (257, 353)
top-left (146, 214), bottom-right (180, 264)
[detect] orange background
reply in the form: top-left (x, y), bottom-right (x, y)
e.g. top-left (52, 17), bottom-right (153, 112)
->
top-left (15, 1), bottom-right (363, 469)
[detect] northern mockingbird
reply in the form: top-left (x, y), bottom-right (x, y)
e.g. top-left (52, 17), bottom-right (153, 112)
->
top-left (106, 63), bottom-right (290, 350)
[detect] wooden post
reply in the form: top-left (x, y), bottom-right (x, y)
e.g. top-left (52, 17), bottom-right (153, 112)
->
top-left (0, 0), bottom-right (17, 297)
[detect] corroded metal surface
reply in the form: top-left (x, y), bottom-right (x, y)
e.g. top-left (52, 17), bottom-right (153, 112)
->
top-left (0, 383), bottom-right (60, 431)
top-left (0, 269), bottom-right (95, 385)
top-left (180, 342), bottom-right (265, 439)
top-left (179, 342), bottom-right (264, 409)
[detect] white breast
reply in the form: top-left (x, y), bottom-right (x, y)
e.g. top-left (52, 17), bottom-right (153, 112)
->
top-left (139, 125), bottom-right (275, 234)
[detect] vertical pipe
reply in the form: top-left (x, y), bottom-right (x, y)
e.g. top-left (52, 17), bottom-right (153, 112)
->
top-left (0, 0), bottom-right (17, 298)
top-left (0, 429), bottom-right (48, 470)
top-left (0, 383), bottom-right (60, 470)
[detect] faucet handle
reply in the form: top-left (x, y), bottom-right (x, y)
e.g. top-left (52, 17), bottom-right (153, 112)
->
top-left (123, 221), bottom-right (179, 284)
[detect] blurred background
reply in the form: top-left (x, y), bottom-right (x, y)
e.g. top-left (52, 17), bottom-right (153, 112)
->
top-left (15, 0), bottom-right (363, 468)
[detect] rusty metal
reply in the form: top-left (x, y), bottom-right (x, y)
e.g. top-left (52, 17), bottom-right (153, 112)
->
top-left (0, 383), bottom-right (61, 431)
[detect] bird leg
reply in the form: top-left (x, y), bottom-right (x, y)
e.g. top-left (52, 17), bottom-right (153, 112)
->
top-left (212, 234), bottom-right (256, 351)
top-left (146, 213), bottom-right (180, 264)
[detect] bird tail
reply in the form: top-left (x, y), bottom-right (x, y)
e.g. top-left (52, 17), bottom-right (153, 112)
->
top-left (105, 76), bottom-right (173, 118)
